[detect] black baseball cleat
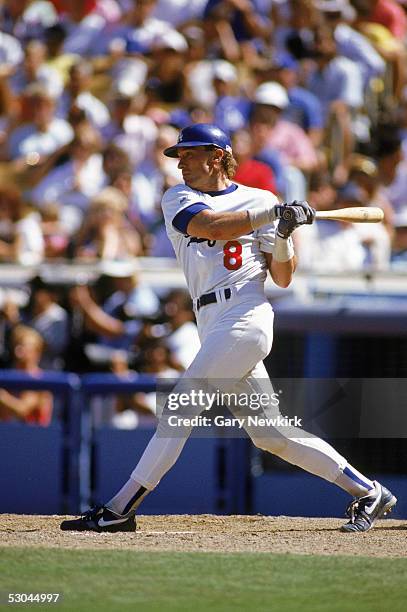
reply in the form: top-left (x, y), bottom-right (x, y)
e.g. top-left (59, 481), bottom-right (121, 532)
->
top-left (60, 505), bottom-right (137, 533)
top-left (341, 481), bottom-right (397, 533)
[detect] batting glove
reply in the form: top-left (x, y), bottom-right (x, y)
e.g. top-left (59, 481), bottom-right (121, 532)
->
top-left (277, 200), bottom-right (316, 239)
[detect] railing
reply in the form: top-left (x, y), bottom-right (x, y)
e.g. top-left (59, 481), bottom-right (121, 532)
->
top-left (0, 370), bottom-right (81, 513)
top-left (1, 366), bottom-right (407, 517)
top-left (0, 371), bottom-right (251, 515)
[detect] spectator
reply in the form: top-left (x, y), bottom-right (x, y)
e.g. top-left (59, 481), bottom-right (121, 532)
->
top-left (297, 181), bottom-right (387, 271)
top-left (0, 29), bottom-right (23, 80)
top-left (274, 0), bottom-right (321, 60)
top-left (136, 124), bottom-right (183, 224)
top-left (248, 119), bottom-right (286, 195)
top-left (73, 187), bottom-right (142, 260)
top-left (109, 349), bottom-right (157, 429)
top-left (39, 202), bottom-right (71, 258)
top-left (138, 338), bottom-right (180, 381)
top-left (203, 0), bottom-right (271, 66)
top-left (90, 0), bottom-right (175, 56)
top-left (0, 185), bottom-right (44, 265)
top-left (351, 0), bottom-right (407, 40)
top-left (147, 31), bottom-right (189, 105)
top-left (256, 51), bottom-right (324, 146)
top-left (108, 50), bottom-right (148, 100)
top-left (101, 89), bottom-right (158, 169)
top-left (0, 0), bottom-right (57, 42)
top-left (4, 275), bottom-right (69, 369)
top-left (110, 338), bottom-right (179, 429)
top-left (351, 0), bottom-right (406, 100)
top-left (306, 24), bottom-right (364, 122)
top-left (101, 143), bottom-right (152, 237)
top-left (134, 125), bottom-right (182, 257)
top-left (161, 289), bottom-right (200, 370)
top-left (0, 325), bottom-right (53, 426)
top-left (252, 81), bottom-right (319, 172)
top-left (376, 127), bottom-right (407, 218)
top-left (183, 26), bottom-right (218, 108)
top-left (94, 0), bottom-right (122, 23)
top-left (212, 59), bottom-right (251, 135)
top-left (54, 0), bottom-right (107, 56)
top-left (8, 39), bottom-right (63, 98)
top-left (56, 61), bottom-right (110, 130)
top-left (306, 23), bottom-right (364, 176)
top-left (29, 123), bottom-right (105, 234)
top-left (314, 0), bottom-right (386, 88)
top-left (43, 23), bottom-right (81, 85)
top-left (106, 164), bottom-right (147, 242)
top-left (153, 0), bottom-right (207, 26)
top-left (69, 260), bottom-right (160, 353)
top-left (338, 181), bottom-right (391, 269)
top-left (0, 71), bottom-right (19, 144)
top-left (349, 153), bottom-right (394, 230)
top-left (3, 83), bottom-right (73, 163)
top-left (232, 128), bottom-right (277, 192)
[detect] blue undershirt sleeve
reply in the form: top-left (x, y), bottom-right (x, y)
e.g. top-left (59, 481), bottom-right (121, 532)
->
top-left (172, 202), bottom-right (211, 234)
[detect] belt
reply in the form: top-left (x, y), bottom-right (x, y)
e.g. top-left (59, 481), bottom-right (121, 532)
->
top-left (196, 287), bottom-right (232, 311)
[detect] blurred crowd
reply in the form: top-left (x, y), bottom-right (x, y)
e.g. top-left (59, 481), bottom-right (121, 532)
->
top-left (0, 0), bottom-right (405, 270)
top-left (2, 0), bottom-right (407, 425)
top-left (0, 262), bottom-right (201, 425)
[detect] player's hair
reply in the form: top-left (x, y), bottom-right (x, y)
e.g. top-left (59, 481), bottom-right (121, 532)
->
top-left (203, 145), bottom-right (237, 178)
top-left (222, 151), bottom-right (238, 179)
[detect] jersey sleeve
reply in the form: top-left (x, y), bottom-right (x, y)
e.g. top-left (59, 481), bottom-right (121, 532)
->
top-left (258, 222), bottom-right (294, 257)
top-left (257, 221), bottom-right (277, 253)
top-left (161, 185), bottom-right (213, 236)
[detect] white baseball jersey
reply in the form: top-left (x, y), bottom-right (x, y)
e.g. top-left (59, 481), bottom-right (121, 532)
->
top-left (161, 182), bottom-right (284, 298)
top-left (132, 180), bottom-right (350, 495)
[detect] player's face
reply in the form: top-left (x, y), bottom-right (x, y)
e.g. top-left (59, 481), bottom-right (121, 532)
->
top-left (177, 146), bottom-right (220, 190)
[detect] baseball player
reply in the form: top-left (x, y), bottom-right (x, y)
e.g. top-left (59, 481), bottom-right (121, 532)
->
top-left (61, 124), bottom-right (396, 534)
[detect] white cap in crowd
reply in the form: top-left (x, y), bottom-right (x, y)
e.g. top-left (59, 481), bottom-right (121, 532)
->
top-left (254, 81), bottom-right (289, 109)
top-left (153, 30), bottom-right (188, 52)
top-left (212, 60), bottom-right (238, 83)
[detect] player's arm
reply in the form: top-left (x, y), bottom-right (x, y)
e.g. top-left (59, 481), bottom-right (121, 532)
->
top-left (182, 197), bottom-right (286, 240)
top-left (186, 209), bottom-right (255, 240)
top-left (265, 252), bottom-right (297, 288)
top-left (263, 201), bottom-right (315, 288)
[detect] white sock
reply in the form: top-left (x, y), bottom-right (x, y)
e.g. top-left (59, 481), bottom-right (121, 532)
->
top-left (106, 477), bottom-right (150, 516)
top-left (335, 464), bottom-right (375, 497)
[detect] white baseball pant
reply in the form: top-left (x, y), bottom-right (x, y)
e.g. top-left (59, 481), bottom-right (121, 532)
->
top-left (131, 283), bottom-right (348, 490)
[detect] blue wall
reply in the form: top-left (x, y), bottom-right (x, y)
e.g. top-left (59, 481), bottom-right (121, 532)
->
top-left (0, 423), bottom-right (63, 514)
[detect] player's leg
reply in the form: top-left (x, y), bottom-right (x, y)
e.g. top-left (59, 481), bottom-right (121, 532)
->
top-left (61, 300), bottom-right (274, 531)
top-left (232, 361), bottom-right (397, 532)
top-left (107, 307), bottom-right (273, 515)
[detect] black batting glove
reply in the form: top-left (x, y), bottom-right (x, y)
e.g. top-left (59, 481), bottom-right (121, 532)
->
top-left (276, 200), bottom-right (316, 239)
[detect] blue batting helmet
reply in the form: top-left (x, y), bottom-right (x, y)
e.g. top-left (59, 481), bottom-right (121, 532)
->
top-left (163, 123), bottom-right (232, 158)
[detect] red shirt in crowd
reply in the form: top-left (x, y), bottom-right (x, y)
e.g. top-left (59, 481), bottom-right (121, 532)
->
top-left (234, 159), bottom-right (277, 193)
top-left (371, 0), bottom-right (407, 39)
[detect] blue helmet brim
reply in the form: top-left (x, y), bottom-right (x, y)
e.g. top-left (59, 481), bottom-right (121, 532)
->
top-left (163, 142), bottom-right (230, 158)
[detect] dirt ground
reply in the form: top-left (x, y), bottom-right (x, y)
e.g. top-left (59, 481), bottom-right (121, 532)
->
top-left (1, 514), bottom-right (407, 557)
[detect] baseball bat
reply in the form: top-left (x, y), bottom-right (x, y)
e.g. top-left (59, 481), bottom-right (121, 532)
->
top-left (280, 206), bottom-right (384, 223)
top-left (315, 207), bottom-right (384, 223)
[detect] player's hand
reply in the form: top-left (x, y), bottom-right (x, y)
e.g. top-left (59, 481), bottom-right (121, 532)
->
top-left (276, 200), bottom-right (316, 239)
